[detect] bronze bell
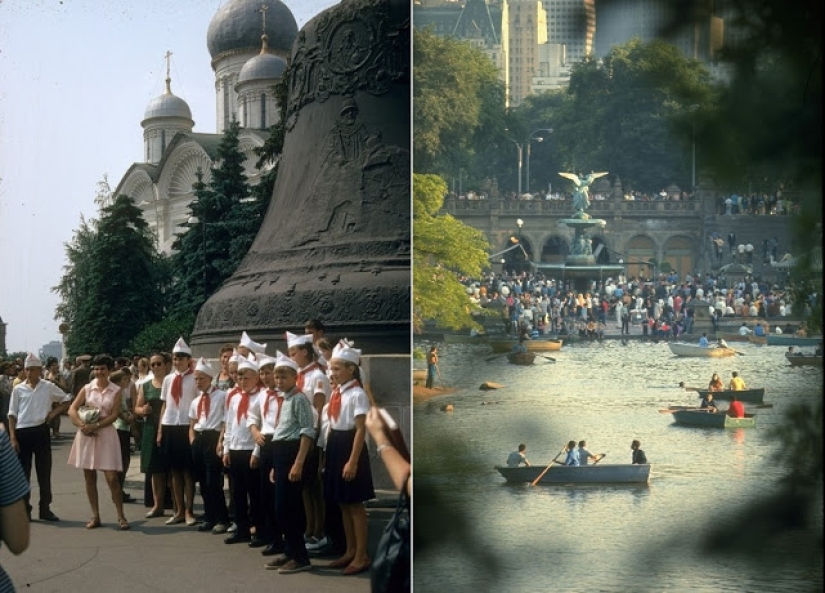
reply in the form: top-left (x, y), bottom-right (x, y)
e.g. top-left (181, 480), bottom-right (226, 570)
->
top-left (191, 0), bottom-right (410, 355)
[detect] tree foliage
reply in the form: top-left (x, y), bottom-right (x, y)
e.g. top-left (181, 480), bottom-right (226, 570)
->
top-left (124, 311), bottom-right (195, 357)
top-left (414, 28), bottom-right (507, 183)
top-left (413, 174), bottom-right (490, 332)
top-left (169, 119), bottom-right (256, 315)
top-left (53, 195), bottom-right (163, 357)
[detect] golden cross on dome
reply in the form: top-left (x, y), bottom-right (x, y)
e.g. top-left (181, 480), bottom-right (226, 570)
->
top-left (164, 50), bottom-right (173, 93)
top-left (260, 4), bottom-right (268, 32)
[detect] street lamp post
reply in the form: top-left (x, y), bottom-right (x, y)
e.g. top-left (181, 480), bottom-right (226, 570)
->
top-left (509, 139), bottom-right (524, 196)
top-left (516, 218), bottom-right (525, 271)
top-left (689, 104), bottom-right (699, 191)
top-left (525, 128), bottom-right (553, 194)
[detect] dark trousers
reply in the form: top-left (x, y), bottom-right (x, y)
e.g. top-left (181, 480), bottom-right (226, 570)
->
top-left (272, 440), bottom-right (308, 562)
top-left (228, 449), bottom-right (260, 537)
top-left (325, 492), bottom-right (346, 555)
top-left (193, 431), bottom-right (229, 525)
top-left (258, 438), bottom-right (283, 545)
top-left (15, 424), bottom-right (52, 511)
top-left (117, 429), bottom-right (131, 488)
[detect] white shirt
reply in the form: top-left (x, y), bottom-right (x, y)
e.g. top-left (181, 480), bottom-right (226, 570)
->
top-left (8, 379), bottom-right (71, 428)
top-left (739, 325), bottom-right (752, 335)
top-left (137, 372), bottom-right (154, 386)
top-left (189, 388), bottom-right (227, 432)
top-left (298, 364), bottom-right (331, 426)
top-left (160, 370), bottom-right (198, 426)
top-left (326, 380), bottom-right (370, 431)
top-left (247, 387), bottom-right (283, 437)
top-left (223, 388), bottom-right (260, 454)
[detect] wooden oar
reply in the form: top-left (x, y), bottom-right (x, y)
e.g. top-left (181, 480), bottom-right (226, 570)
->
top-left (485, 354), bottom-right (505, 362)
top-left (659, 407), bottom-right (713, 413)
top-left (530, 447), bottom-right (566, 487)
top-left (734, 351), bottom-right (746, 356)
top-left (678, 382), bottom-right (702, 392)
top-left (592, 453), bottom-right (606, 465)
top-left (537, 355), bottom-right (557, 362)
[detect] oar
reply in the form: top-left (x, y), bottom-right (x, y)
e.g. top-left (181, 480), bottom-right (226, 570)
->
top-left (592, 453), bottom-right (606, 465)
top-left (734, 351), bottom-right (746, 356)
top-left (537, 355), bottom-right (557, 362)
top-left (756, 403), bottom-right (774, 409)
top-left (435, 363), bottom-right (448, 388)
top-left (530, 447), bottom-right (566, 487)
top-left (678, 382), bottom-right (701, 392)
top-left (485, 354), bottom-right (505, 362)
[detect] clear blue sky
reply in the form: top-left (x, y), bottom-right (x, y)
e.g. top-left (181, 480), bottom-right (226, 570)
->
top-left (0, 0), bottom-right (340, 353)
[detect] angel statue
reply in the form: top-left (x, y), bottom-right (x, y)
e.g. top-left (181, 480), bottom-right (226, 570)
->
top-left (558, 171), bottom-right (609, 218)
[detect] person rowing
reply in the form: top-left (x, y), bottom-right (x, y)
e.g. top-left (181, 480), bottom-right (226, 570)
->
top-left (729, 371), bottom-right (746, 391)
top-left (726, 395), bottom-right (745, 418)
top-left (700, 391), bottom-right (719, 413)
top-left (506, 444), bottom-right (531, 467)
top-left (577, 440), bottom-right (604, 465)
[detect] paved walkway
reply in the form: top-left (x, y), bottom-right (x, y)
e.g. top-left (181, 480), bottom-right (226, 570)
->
top-left (2, 423), bottom-right (395, 593)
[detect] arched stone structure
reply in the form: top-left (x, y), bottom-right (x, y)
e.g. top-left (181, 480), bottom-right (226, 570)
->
top-left (663, 235), bottom-right (694, 279)
top-left (625, 234), bottom-right (657, 280)
top-left (541, 234), bottom-right (569, 264)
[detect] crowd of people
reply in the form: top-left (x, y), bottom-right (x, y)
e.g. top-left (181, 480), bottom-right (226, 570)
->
top-left (716, 190), bottom-right (800, 216)
top-left (460, 267), bottom-right (817, 341)
top-left (0, 320), bottom-right (411, 588)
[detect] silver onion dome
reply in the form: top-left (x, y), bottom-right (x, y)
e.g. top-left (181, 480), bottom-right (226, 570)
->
top-left (207, 0), bottom-right (298, 60)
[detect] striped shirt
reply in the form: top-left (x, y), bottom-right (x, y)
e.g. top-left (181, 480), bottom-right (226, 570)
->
top-left (1, 428), bottom-right (30, 593)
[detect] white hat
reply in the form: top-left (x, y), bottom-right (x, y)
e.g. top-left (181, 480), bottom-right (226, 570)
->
top-left (24, 352), bottom-right (43, 368)
top-left (238, 354), bottom-right (259, 373)
top-left (274, 350), bottom-right (299, 372)
top-left (256, 354), bottom-right (278, 369)
top-left (228, 349), bottom-right (245, 366)
top-left (239, 331), bottom-right (267, 354)
top-left (173, 337), bottom-right (192, 356)
top-left (285, 331), bottom-right (314, 349)
top-left (195, 357), bottom-right (215, 377)
top-left (331, 343), bottom-right (361, 366)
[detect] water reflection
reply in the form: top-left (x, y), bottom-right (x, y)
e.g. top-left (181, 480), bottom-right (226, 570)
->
top-left (415, 341), bottom-right (822, 592)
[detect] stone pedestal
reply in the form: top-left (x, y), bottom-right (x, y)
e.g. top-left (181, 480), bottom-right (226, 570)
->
top-left (361, 354), bottom-right (410, 491)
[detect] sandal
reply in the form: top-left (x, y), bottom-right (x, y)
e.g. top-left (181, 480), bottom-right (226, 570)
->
top-left (86, 517), bottom-right (101, 530)
top-left (328, 556), bottom-right (355, 569)
top-left (118, 517), bottom-right (130, 531)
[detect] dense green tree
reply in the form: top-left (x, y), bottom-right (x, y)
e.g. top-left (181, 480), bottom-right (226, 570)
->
top-left (124, 311), bottom-right (195, 357)
top-left (413, 174), bottom-right (490, 332)
top-left (170, 119), bottom-right (253, 315)
top-left (414, 28), bottom-right (507, 184)
top-left (53, 195), bottom-right (162, 357)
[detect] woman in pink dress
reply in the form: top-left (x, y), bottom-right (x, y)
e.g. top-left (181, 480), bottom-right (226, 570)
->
top-left (68, 355), bottom-right (129, 530)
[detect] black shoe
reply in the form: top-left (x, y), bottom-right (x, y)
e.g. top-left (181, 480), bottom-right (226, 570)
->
top-left (224, 533), bottom-right (251, 545)
top-left (39, 510), bottom-right (60, 522)
top-left (248, 536), bottom-right (267, 548)
top-left (198, 522), bottom-right (215, 533)
top-left (122, 493), bottom-right (136, 503)
top-left (261, 543), bottom-right (284, 556)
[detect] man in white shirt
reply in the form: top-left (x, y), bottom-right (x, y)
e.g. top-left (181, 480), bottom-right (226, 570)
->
top-left (738, 323), bottom-right (752, 336)
top-left (7, 353), bottom-right (71, 521)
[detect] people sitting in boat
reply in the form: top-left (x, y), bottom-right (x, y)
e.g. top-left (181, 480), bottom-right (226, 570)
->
top-left (717, 338), bottom-right (729, 349)
top-left (506, 444), bottom-right (531, 467)
top-left (700, 392), bottom-right (719, 413)
top-left (577, 440), bottom-right (603, 466)
top-left (511, 340), bottom-right (528, 354)
top-left (795, 323), bottom-right (808, 337)
top-left (708, 373), bottom-right (724, 392)
top-left (738, 322), bottom-right (752, 336)
top-left (518, 324), bottom-right (531, 342)
top-left (754, 323), bottom-right (765, 337)
top-left (726, 395), bottom-right (745, 418)
top-left (729, 371), bottom-right (746, 391)
top-left (631, 440), bottom-right (647, 465)
top-left (698, 333), bottom-right (709, 347)
top-left (586, 319), bottom-right (597, 339)
top-left (564, 440), bottom-right (580, 466)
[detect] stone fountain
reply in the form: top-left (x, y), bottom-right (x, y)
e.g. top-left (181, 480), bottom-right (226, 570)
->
top-left (536, 172), bottom-right (624, 292)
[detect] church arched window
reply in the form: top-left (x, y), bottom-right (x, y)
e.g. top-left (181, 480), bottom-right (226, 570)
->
top-left (260, 93), bottom-right (266, 130)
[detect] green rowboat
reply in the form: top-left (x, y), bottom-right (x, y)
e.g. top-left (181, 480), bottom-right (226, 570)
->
top-left (671, 409), bottom-right (756, 428)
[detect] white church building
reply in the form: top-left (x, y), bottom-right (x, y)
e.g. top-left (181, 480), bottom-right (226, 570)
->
top-left (114, 0), bottom-right (297, 253)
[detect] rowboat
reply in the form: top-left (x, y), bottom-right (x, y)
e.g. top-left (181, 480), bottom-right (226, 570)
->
top-left (668, 343), bottom-right (737, 358)
top-left (671, 409), bottom-right (756, 428)
top-left (695, 388), bottom-right (765, 404)
top-left (507, 352), bottom-right (536, 365)
top-left (718, 332), bottom-right (753, 343)
top-left (785, 353), bottom-right (823, 367)
top-left (495, 463), bottom-right (651, 485)
top-left (766, 335), bottom-right (823, 347)
top-left (489, 338), bottom-right (563, 353)
top-left (748, 335), bottom-right (768, 345)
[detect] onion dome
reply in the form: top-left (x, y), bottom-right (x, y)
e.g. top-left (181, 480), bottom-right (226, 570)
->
top-left (207, 0), bottom-right (298, 60)
top-left (142, 77), bottom-right (193, 123)
top-left (237, 34), bottom-right (287, 84)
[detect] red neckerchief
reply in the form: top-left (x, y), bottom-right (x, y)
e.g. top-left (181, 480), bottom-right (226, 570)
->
top-left (296, 363), bottom-right (319, 392)
top-left (225, 386), bottom-right (241, 409)
top-left (236, 386), bottom-right (259, 425)
top-left (197, 387), bottom-right (214, 420)
top-left (263, 388), bottom-right (284, 426)
top-left (171, 368), bottom-right (193, 406)
top-left (327, 380), bottom-right (357, 422)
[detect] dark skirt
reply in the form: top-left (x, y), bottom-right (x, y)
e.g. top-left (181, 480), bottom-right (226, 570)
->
top-left (303, 445), bottom-right (321, 486)
top-left (324, 429), bottom-right (375, 504)
top-left (140, 412), bottom-right (166, 474)
top-left (161, 424), bottom-right (193, 472)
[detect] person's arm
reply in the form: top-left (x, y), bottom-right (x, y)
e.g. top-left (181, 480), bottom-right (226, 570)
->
top-left (0, 431), bottom-right (30, 554)
top-left (156, 402), bottom-right (166, 445)
top-left (365, 407), bottom-right (410, 494)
